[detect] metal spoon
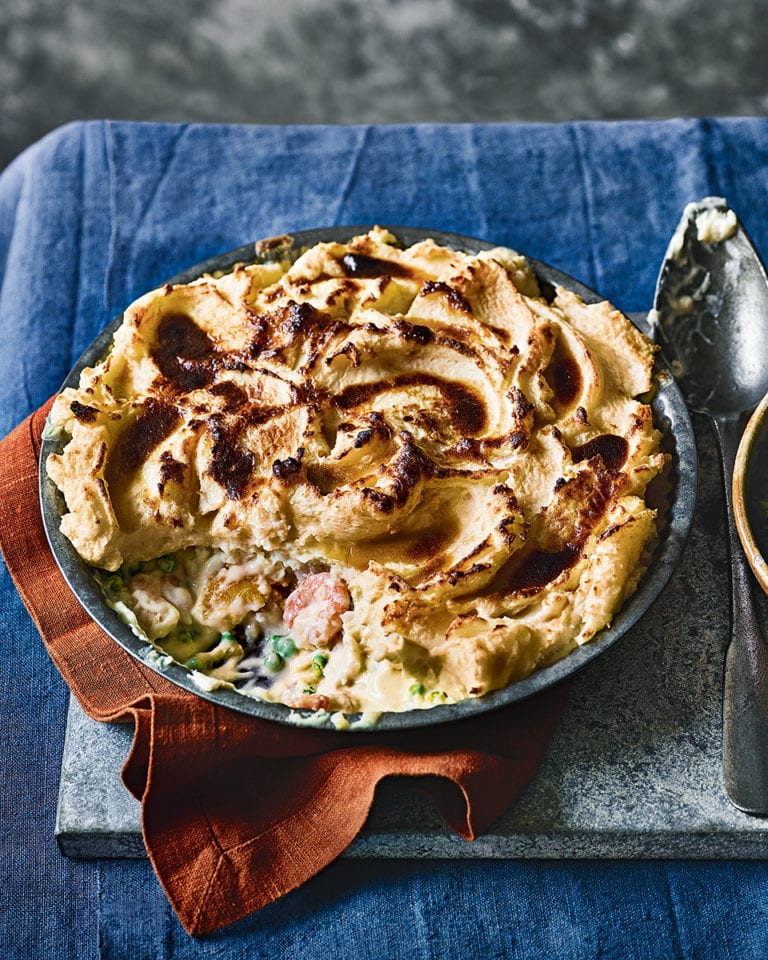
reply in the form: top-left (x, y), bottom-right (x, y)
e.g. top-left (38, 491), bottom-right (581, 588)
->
top-left (652, 196), bottom-right (768, 814)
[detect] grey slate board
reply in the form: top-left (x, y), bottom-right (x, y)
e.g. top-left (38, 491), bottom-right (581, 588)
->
top-left (56, 412), bottom-right (768, 859)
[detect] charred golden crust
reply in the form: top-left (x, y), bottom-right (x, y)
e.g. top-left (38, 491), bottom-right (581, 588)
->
top-left (272, 455), bottom-right (303, 480)
top-left (206, 419), bottom-right (255, 500)
top-left (108, 399), bottom-right (181, 481)
top-left (70, 400), bottom-right (99, 423)
top-left (419, 280), bottom-right (473, 314)
top-left (256, 234), bottom-right (293, 254)
top-left (157, 450), bottom-right (184, 492)
top-left (46, 228), bottom-right (665, 709)
top-left (341, 251), bottom-right (421, 279)
top-left (393, 319), bottom-right (434, 345)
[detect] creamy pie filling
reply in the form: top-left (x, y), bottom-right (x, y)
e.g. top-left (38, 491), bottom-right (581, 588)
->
top-left (99, 546), bottom-right (443, 715)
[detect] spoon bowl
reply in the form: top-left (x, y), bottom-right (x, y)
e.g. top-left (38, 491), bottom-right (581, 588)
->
top-left (653, 197), bottom-right (768, 415)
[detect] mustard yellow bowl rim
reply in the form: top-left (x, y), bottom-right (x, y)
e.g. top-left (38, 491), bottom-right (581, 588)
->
top-left (734, 390), bottom-right (768, 594)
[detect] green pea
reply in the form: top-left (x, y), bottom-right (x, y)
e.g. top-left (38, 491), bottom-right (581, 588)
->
top-left (312, 652), bottom-right (328, 680)
top-left (409, 683), bottom-right (426, 697)
top-left (123, 560), bottom-right (142, 578)
top-left (104, 574), bottom-right (124, 595)
top-left (275, 636), bottom-right (296, 659)
top-left (185, 655), bottom-right (201, 670)
top-left (263, 651), bottom-right (285, 673)
top-left (157, 554), bottom-right (176, 574)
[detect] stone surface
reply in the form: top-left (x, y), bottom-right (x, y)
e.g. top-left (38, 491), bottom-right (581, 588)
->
top-left (4, 0), bottom-right (768, 173)
top-left (56, 408), bottom-right (768, 859)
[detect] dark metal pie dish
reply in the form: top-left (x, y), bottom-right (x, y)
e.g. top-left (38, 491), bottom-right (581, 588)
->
top-left (39, 226), bottom-right (698, 731)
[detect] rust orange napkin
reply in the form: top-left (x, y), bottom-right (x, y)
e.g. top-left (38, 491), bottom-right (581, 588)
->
top-left (0, 399), bottom-right (570, 936)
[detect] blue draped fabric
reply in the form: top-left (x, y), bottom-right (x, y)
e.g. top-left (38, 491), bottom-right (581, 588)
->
top-left (3, 118), bottom-right (768, 959)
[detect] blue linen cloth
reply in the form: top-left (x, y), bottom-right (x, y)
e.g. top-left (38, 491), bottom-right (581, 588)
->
top-left (2, 118), bottom-right (768, 959)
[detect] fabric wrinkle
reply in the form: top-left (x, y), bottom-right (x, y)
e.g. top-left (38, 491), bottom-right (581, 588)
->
top-left (567, 122), bottom-right (599, 293)
top-left (129, 125), bottom-right (190, 246)
top-left (661, 863), bottom-right (688, 960)
top-left (465, 125), bottom-right (492, 239)
top-left (333, 124), bottom-right (372, 223)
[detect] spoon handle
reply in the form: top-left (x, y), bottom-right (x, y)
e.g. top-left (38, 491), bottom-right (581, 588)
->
top-left (713, 414), bottom-right (768, 814)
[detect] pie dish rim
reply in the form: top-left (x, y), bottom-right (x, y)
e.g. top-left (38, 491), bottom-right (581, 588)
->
top-left (38, 224), bottom-right (698, 731)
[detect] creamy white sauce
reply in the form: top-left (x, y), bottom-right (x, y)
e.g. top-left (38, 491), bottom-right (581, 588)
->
top-left (350, 711), bottom-right (383, 730)
top-left (142, 646), bottom-right (173, 670)
top-left (286, 709), bottom-right (333, 728)
top-left (190, 671), bottom-right (231, 692)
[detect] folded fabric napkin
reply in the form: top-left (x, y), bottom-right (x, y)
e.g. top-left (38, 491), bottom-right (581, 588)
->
top-left (0, 398), bottom-right (569, 936)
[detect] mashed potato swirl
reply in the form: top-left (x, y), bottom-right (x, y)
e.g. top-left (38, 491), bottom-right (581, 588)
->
top-left (46, 228), bottom-right (665, 714)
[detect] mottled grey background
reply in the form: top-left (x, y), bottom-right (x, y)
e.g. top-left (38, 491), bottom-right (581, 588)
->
top-left (2, 0), bottom-right (768, 171)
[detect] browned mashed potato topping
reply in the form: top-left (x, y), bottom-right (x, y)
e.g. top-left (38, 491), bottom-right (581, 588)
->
top-left (46, 228), bottom-right (665, 719)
